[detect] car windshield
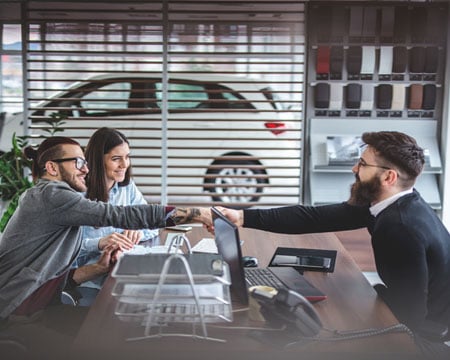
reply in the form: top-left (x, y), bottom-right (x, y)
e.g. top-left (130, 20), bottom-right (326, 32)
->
top-left (261, 86), bottom-right (285, 111)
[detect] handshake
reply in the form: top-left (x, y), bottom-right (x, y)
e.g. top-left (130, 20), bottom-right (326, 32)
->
top-left (170, 206), bottom-right (244, 232)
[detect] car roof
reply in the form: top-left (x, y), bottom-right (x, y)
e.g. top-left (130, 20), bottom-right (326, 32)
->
top-left (63, 72), bottom-right (273, 92)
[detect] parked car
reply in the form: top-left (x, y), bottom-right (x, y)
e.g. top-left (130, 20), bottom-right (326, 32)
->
top-left (1, 73), bottom-right (301, 205)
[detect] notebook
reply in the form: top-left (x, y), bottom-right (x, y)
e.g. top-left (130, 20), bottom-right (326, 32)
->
top-left (211, 207), bottom-right (326, 306)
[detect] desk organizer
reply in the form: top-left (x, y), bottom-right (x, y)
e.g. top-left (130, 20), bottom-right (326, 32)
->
top-left (111, 253), bottom-right (232, 342)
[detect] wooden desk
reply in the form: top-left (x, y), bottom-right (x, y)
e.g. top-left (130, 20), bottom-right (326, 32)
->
top-left (73, 227), bottom-right (418, 360)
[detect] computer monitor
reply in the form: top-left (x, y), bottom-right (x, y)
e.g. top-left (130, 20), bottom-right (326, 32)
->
top-left (211, 207), bottom-right (249, 305)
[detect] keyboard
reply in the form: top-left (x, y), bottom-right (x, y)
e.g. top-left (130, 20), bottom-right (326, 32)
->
top-left (244, 268), bottom-right (286, 289)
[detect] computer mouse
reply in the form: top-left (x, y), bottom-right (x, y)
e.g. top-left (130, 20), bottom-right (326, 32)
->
top-left (242, 255), bottom-right (258, 268)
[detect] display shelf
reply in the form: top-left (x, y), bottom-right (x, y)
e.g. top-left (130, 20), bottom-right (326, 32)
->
top-left (305, 2), bottom-right (447, 209)
top-left (309, 172), bottom-right (441, 210)
top-left (310, 118), bottom-right (442, 171)
top-left (308, 3), bottom-right (446, 121)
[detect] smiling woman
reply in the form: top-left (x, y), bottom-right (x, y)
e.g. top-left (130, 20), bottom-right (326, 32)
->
top-left (73, 127), bottom-right (159, 306)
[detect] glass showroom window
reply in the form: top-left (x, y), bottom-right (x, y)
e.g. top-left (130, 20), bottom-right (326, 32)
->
top-left (1, 24), bottom-right (22, 114)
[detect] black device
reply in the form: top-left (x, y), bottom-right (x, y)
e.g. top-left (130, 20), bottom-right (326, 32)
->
top-left (269, 247), bottom-right (337, 273)
top-left (409, 47), bottom-right (425, 73)
top-left (211, 207), bottom-right (326, 305)
top-left (345, 83), bottom-right (362, 109)
top-left (392, 46), bottom-right (407, 73)
top-left (422, 84), bottom-right (436, 110)
top-left (251, 287), bottom-right (322, 337)
top-left (377, 84), bottom-right (393, 109)
top-left (330, 46), bottom-right (343, 76)
top-left (314, 83), bottom-right (330, 108)
top-left (250, 287), bottom-right (417, 345)
top-left (346, 46), bottom-right (362, 75)
top-left (242, 255), bottom-right (258, 268)
top-left (424, 46), bottom-right (439, 74)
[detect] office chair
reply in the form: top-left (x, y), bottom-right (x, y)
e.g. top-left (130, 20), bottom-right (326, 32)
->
top-left (61, 291), bottom-right (78, 306)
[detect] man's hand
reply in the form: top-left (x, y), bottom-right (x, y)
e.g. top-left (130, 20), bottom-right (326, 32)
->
top-left (205, 206), bottom-right (244, 234)
top-left (73, 243), bottom-right (122, 284)
top-left (97, 243), bottom-right (122, 271)
top-left (216, 206), bottom-right (244, 227)
top-left (170, 207), bottom-right (212, 227)
top-left (98, 232), bottom-right (135, 251)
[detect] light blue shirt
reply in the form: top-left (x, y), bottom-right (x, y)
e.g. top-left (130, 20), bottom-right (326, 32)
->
top-left (76, 180), bottom-right (159, 289)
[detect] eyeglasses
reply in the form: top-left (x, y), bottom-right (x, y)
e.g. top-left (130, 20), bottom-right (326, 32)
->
top-left (51, 157), bottom-right (88, 170)
top-left (356, 157), bottom-right (391, 170)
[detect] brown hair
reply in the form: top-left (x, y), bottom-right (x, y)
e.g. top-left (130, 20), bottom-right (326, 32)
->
top-left (24, 136), bottom-right (80, 180)
top-left (361, 131), bottom-right (425, 188)
top-left (84, 127), bottom-right (131, 202)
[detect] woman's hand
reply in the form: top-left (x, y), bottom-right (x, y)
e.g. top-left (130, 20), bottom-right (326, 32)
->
top-left (98, 232), bottom-right (134, 251)
top-left (122, 230), bottom-right (143, 245)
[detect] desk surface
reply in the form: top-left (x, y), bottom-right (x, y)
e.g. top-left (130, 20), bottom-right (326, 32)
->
top-left (73, 226), bottom-right (418, 360)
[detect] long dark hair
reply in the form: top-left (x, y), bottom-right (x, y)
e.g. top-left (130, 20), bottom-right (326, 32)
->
top-left (24, 136), bottom-right (80, 180)
top-left (85, 127), bottom-right (131, 202)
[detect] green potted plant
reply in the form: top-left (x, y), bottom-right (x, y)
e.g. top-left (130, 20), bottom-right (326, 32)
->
top-left (0, 133), bottom-right (32, 232)
top-left (0, 112), bottom-right (67, 232)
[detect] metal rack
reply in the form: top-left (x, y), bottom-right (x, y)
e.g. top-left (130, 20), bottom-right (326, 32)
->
top-left (111, 253), bottom-right (232, 342)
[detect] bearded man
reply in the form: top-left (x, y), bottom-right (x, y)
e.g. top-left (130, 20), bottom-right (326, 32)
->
top-left (217, 131), bottom-right (450, 355)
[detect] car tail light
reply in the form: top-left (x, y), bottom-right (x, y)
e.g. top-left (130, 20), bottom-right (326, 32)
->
top-left (264, 122), bottom-right (286, 135)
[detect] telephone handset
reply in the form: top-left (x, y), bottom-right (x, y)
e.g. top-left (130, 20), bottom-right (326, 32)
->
top-left (250, 287), bottom-right (322, 337)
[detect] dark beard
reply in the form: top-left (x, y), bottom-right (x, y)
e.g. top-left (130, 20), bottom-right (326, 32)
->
top-left (348, 174), bottom-right (382, 206)
top-left (59, 165), bottom-right (86, 192)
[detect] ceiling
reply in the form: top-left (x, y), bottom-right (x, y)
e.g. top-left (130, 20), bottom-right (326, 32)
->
top-left (0, 1), bottom-right (437, 22)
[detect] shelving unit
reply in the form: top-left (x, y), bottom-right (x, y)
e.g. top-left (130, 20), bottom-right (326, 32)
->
top-left (305, 2), bottom-right (447, 209)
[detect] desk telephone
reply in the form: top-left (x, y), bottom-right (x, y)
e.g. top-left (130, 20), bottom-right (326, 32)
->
top-left (250, 287), bottom-right (415, 344)
top-left (251, 287), bottom-right (322, 337)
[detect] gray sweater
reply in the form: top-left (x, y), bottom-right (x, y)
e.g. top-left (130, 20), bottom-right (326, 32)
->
top-left (0, 179), bottom-right (167, 318)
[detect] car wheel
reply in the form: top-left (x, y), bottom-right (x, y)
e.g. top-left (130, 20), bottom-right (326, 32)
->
top-left (204, 158), bottom-right (268, 204)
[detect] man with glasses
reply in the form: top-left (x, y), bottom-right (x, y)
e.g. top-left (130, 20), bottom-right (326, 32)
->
top-left (0, 136), bottom-right (211, 357)
top-left (218, 131), bottom-right (450, 356)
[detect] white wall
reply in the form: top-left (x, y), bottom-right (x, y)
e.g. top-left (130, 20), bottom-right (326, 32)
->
top-left (439, 7), bottom-right (450, 229)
